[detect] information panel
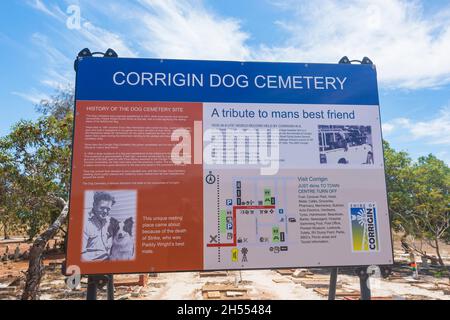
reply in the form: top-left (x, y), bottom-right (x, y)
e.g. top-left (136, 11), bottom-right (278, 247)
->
top-left (67, 57), bottom-right (393, 274)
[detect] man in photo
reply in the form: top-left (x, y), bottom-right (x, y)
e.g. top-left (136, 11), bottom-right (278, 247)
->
top-left (81, 192), bottom-right (116, 261)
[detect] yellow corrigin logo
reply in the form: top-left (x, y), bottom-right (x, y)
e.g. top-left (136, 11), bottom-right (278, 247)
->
top-left (349, 203), bottom-right (379, 252)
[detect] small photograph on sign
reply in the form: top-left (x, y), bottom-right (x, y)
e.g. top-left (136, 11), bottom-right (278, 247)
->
top-left (318, 125), bottom-right (374, 165)
top-left (81, 190), bottom-right (137, 262)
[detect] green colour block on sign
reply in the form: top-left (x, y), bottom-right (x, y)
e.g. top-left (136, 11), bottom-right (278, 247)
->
top-left (272, 226), bottom-right (280, 243)
top-left (264, 188), bottom-right (272, 205)
top-left (220, 209), bottom-right (227, 234)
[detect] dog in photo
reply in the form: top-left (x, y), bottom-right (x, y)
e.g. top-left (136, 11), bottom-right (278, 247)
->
top-left (108, 217), bottom-right (135, 261)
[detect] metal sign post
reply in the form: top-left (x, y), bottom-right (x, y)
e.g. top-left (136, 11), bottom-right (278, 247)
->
top-left (356, 267), bottom-right (371, 300)
top-left (86, 275), bottom-right (114, 300)
top-left (328, 267), bottom-right (339, 300)
top-left (86, 276), bottom-right (98, 300)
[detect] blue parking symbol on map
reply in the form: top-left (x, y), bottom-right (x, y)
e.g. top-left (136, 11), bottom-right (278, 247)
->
top-left (226, 199), bottom-right (233, 206)
top-left (279, 209), bottom-right (284, 214)
top-left (226, 223), bottom-right (233, 230)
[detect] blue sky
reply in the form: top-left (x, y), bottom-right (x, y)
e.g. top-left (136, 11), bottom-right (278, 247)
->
top-left (0, 0), bottom-right (449, 163)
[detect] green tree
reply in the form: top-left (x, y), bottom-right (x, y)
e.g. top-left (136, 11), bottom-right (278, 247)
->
top-left (383, 140), bottom-right (416, 234)
top-left (1, 112), bottom-right (73, 239)
top-left (384, 142), bottom-right (450, 265)
top-left (0, 147), bottom-right (21, 239)
top-left (409, 155), bottom-right (450, 266)
top-left (0, 89), bottom-right (74, 299)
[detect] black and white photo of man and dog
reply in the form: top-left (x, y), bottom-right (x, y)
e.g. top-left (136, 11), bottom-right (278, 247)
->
top-left (81, 190), bottom-right (137, 262)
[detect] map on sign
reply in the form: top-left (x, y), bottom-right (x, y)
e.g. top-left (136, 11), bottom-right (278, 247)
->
top-left (204, 175), bottom-right (290, 268)
top-left (200, 100), bottom-right (392, 270)
top-left (66, 57), bottom-right (393, 275)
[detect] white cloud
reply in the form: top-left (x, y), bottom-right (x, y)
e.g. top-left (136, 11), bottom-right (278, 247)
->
top-left (12, 89), bottom-right (50, 105)
top-left (382, 123), bottom-right (395, 135)
top-left (101, 0), bottom-right (251, 60)
top-left (49, 0), bottom-right (252, 59)
top-left (76, 21), bottom-right (137, 58)
top-left (261, 0), bottom-right (450, 89)
top-left (24, 0), bottom-right (450, 91)
top-left (30, 33), bottom-right (73, 89)
top-left (20, 0), bottom-right (246, 99)
top-left (27, 0), bottom-right (61, 20)
top-left (23, 1), bottom-right (137, 97)
top-left (26, 2), bottom-right (137, 56)
top-left (408, 109), bottom-right (450, 144)
top-left (92, 0), bottom-right (450, 89)
top-left (382, 107), bottom-right (450, 145)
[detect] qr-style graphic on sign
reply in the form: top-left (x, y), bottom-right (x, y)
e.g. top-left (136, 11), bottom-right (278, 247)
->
top-left (349, 202), bottom-right (379, 252)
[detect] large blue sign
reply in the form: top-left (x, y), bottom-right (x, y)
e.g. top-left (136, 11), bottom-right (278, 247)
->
top-left (68, 56), bottom-right (393, 274)
top-left (76, 57), bottom-right (379, 105)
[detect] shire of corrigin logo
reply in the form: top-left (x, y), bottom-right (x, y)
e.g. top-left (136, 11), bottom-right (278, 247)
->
top-left (349, 203), bottom-right (379, 252)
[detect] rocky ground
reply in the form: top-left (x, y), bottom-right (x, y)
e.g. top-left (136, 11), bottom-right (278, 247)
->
top-left (0, 238), bottom-right (449, 300)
